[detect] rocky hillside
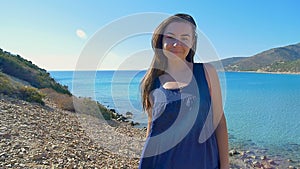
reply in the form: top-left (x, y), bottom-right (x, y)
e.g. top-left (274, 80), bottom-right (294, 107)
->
top-left (221, 43), bottom-right (300, 73)
top-left (0, 48), bottom-right (147, 168)
top-left (0, 48), bottom-right (123, 121)
top-left (0, 48), bottom-right (71, 96)
top-left (0, 95), bottom-right (144, 168)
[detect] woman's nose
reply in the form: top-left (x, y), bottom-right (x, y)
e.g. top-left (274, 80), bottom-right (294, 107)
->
top-left (172, 39), bottom-right (184, 47)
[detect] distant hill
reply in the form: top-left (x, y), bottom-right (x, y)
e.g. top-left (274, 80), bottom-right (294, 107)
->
top-left (210, 57), bottom-right (246, 69)
top-left (220, 43), bottom-right (300, 73)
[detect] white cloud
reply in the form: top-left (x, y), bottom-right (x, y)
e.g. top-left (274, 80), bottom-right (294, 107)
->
top-left (76, 29), bottom-right (87, 39)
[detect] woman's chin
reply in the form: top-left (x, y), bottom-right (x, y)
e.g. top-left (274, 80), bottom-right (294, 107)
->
top-left (164, 53), bottom-right (185, 60)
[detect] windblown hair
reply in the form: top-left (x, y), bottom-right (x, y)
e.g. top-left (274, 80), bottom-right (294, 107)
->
top-left (140, 13), bottom-right (198, 113)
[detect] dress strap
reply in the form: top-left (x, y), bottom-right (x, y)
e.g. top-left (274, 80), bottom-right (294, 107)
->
top-left (153, 77), bottom-right (160, 89)
top-left (193, 62), bottom-right (211, 99)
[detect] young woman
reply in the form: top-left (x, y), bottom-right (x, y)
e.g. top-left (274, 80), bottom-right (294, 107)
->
top-left (139, 14), bottom-right (229, 169)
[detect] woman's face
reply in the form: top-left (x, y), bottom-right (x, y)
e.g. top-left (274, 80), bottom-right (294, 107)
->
top-left (162, 22), bottom-right (194, 61)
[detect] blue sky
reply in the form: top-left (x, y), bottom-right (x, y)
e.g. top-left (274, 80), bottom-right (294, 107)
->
top-left (0, 0), bottom-right (299, 70)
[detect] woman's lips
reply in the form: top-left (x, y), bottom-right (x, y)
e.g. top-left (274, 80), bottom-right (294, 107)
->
top-left (170, 50), bottom-right (183, 54)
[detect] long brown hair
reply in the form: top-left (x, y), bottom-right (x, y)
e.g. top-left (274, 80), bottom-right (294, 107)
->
top-left (140, 13), bottom-right (198, 113)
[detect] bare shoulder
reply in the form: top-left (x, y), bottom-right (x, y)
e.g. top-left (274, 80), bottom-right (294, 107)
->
top-left (203, 63), bottom-right (217, 75)
top-left (202, 63), bottom-right (218, 81)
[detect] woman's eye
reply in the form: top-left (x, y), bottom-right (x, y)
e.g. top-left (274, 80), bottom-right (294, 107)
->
top-left (181, 38), bottom-right (189, 41)
top-left (165, 36), bottom-right (175, 39)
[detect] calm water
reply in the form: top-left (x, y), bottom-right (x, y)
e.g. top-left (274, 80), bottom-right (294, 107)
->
top-left (50, 70), bottom-right (300, 161)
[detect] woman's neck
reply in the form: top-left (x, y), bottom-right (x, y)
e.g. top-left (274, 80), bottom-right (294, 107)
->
top-left (166, 58), bottom-right (192, 76)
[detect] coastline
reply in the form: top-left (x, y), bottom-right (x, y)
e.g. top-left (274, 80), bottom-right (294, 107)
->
top-left (1, 95), bottom-right (299, 168)
top-left (224, 70), bottom-right (300, 75)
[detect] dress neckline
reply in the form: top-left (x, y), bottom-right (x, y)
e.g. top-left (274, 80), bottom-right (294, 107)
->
top-left (159, 63), bottom-right (195, 91)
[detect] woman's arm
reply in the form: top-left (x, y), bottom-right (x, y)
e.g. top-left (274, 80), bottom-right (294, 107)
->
top-left (146, 110), bottom-right (152, 138)
top-left (204, 63), bottom-right (229, 169)
top-left (215, 113), bottom-right (229, 169)
top-left (145, 96), bottom-right (153, 138)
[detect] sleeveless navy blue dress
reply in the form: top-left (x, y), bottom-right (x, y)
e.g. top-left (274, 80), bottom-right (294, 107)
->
top-left (139, 63), bottom-right (220, 169)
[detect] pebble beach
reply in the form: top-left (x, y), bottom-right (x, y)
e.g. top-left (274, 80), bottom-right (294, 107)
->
top-left (0, 95), bottom-right (299, 169)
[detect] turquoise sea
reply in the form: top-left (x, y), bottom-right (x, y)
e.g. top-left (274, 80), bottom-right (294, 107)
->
top-left (50, 70), bottom-right (300, 162)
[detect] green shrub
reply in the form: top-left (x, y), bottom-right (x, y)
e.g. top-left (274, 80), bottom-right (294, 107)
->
top-left (97, 103), bottom-right (113, 120)
top-left (40, 88), bottom-right (75, 111)
top-left (0, 72), bottom-right (17, 95)
top-left (19, 86), bottom-right (45, 105)
top-left (73, 97), bottom-right (113, 120)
